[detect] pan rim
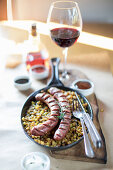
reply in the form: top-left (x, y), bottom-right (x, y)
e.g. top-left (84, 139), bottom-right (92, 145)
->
top-left (21, 85), bottom-right (93, 151)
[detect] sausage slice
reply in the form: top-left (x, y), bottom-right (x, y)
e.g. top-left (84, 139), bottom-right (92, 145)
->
top-left (48, 87), bottom-right (71, 140)
top-left (31, 92), bottom-right (60, 136)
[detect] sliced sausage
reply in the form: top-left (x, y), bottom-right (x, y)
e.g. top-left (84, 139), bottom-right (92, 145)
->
top-left (48, 87), bottom-right (71, 140)
top-left (31, 92), bottom-right (60, 136)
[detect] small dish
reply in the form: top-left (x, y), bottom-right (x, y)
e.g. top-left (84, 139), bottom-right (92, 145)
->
top-left (30, 65), bottom-right (49, 80)
top-left (71, 79), bottom-right (94, 96)
top-left (14, 75), bottom-right (31, 91)
top-left (21, 152), bottom-right (50, 170)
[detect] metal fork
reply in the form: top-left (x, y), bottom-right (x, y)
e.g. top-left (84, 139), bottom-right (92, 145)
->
top-left (72, 100), bottom-right (95, 158)
top-left (74, 92), bottom-right (102, 148)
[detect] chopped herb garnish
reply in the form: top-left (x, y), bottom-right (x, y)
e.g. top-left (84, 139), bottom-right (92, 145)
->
top-left (57, 113), bottom-right (65, 120)
top-left (57, 103), bottom-right (65, 120)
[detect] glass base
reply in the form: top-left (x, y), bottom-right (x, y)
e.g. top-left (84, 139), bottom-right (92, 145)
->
top-left (59, 69), bottom-right (88, 87)
top-left (60, 70), bottom-right (69, 81)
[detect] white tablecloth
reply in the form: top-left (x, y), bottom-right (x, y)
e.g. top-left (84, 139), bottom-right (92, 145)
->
top-left (0, 58), bottom-right (113, 170)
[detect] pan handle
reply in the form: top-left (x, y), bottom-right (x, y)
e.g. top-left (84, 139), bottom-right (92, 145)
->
top-left (47, 58), bottom-right (64, 87)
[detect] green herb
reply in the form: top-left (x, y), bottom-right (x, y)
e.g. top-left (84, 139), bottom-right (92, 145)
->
top-left (65, 105), bottom-right (69, 108)
top-left (57, 103), bottom-right (65, 120)
top-left (57, 113), bottom-right (65, 120)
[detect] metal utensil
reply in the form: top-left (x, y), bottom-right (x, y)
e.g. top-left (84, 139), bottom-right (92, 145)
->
top-left (72, 101), bottom-right (95, 158)
top-left (75, 92), bottom-right (102, 148)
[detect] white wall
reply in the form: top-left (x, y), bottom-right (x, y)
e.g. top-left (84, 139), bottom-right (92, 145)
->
top-left (11, 0), bottom-right (113, 23)
top-left (77, 0), bottom-right (113, 23)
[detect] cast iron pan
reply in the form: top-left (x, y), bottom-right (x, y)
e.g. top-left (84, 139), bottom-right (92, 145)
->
top-left (21, 58), bottom-right (93, 150)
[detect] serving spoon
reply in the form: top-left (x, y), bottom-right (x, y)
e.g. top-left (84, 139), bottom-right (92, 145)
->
top-left (72, 101), bottom-right (95, 158)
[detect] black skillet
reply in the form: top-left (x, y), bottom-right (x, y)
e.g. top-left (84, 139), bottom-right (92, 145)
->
top-left (21, 58), bottom-right (93, 150)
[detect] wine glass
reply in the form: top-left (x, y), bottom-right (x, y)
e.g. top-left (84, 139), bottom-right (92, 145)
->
top-left (47, 1), bottom-right (82, 81)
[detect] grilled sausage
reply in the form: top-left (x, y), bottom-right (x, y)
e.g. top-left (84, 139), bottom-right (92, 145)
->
top-left (48, 87), bottom-right (71, 140)
top-left (31, 92), bottom-right (60, 136)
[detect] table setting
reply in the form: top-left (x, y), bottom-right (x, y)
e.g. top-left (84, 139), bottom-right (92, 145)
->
top-left (21, 56), bottom-right (106, 163)
top-left (1, 1), bottom-right (113, 170)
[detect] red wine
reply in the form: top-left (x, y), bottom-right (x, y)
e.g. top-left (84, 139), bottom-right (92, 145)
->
top-left (50, 27), bottom-right (80, 48)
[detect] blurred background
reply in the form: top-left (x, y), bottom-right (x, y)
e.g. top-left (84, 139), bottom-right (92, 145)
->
top-left (5, 0), bottom-right (113, 23)
top-left (0, 0), bottom-right (113, 72)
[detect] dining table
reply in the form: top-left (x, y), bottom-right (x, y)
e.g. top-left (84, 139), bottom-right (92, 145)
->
top-left (0, 20), bottom-right (113, 170)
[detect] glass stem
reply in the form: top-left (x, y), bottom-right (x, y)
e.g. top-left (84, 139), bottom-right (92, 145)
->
top-left (62, 47), bottom-right (69, 79)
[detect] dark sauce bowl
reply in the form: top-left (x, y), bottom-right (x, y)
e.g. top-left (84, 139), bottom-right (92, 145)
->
top-left (14, 75), bottom-right (31, 91)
